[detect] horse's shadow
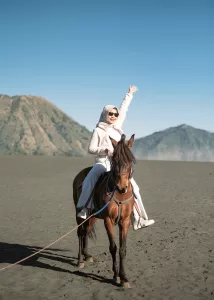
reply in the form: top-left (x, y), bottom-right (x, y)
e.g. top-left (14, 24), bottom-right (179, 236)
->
top-left (0, 241), bottom-right (77, 268)
top-left (0, 242), bottom-right (117, 286)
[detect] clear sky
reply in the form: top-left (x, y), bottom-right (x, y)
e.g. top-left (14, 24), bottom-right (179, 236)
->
top-left (1, 0), bottom-right (213, 137)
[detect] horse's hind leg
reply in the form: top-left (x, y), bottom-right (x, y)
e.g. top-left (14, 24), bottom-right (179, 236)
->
top-left (82, 217), bottom-right (96, 262)
top-left (82, 234), bottom-right (93, 262)
top-left (77, 227), bottom-right (85, 268)
top-left (104, 217), bottom-right (120, 284)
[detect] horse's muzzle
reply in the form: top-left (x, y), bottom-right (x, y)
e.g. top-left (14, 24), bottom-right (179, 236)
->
top-left (116, 186), bottom-right (128, 194)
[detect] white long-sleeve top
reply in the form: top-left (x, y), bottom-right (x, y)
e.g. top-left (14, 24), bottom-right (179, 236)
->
top-left (88, 92), bottom-right (133, 163)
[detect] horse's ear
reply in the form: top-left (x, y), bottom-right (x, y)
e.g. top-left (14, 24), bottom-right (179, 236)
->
top-left (127, 134), bottom-right (135, 148)
top-left (121, 134), bottom-right (126, 141)
top-left (110, 137), bottom-right (118, 148)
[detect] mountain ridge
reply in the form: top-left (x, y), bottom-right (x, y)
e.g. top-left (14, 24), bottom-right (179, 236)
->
top-left (1, 94), bottom-right (213, 161)
top-left (133, 124), bottom-right (214, 162)
top-left (0, 94), bottom-right (91, 156)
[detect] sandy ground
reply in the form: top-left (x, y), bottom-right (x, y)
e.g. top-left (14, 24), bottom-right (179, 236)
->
top-left (0, 156), bottom-right (214, 300)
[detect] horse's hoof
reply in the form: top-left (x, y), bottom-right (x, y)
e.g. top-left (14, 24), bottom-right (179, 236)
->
top-left (85, 256), bottom-right (93, 263)
top-left (121, 282), bottom-right (131, 289)
top-left (113, 277), bottom-right (121, 284)
top-left (78, 262), bottom-right (85, 269)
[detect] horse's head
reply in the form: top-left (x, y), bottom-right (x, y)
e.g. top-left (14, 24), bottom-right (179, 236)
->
top-left (110, 134), bottom-right (136, 194)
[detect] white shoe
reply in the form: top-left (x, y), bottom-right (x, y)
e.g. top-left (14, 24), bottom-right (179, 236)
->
top-left (140, 218), bottom-right (155, 228)
top-left (133, 220), bottom-right (139, 231)
top-left (77, 207), bottom-right (88, 219)
top-left (133, 218), bottom-right (155, 230)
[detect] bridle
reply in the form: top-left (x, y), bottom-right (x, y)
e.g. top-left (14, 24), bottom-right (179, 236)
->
top-left (103, 160), bottom-right (135, 225)
top-left (109, 160), bottom-right (135, 194)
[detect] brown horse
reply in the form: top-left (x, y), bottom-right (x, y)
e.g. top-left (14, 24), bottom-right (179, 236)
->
top-left (73, 134), bottom-right (136, 288)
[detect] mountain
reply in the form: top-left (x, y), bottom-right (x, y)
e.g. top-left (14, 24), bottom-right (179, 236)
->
top-left (0, 94), bottom-right (91, 156)
top-left (1, 95), bottom-right (213, 161)
top-left (132, 124), bottom-right (214, 162)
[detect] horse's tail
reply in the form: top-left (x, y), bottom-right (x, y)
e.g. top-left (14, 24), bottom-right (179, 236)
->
top-left (73, 175), bottom-right (79, 207)
top-left (73, 167), bottom-right (93, 208)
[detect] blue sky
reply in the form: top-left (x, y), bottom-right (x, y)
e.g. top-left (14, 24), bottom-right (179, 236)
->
top-left (1, 0), bottom-right (213, 138)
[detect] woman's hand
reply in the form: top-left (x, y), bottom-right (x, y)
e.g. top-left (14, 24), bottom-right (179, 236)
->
top-left (105, 149), bottom-right (113, 156)
top-left (128, 85), bottom-right (138, 94)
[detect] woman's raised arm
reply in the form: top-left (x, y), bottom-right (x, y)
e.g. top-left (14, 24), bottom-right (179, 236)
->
top-left (116, 86), bottom-right (138, 128)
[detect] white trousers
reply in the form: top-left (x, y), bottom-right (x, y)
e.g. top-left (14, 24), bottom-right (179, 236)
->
top-left (76, 159), bottom-right (148, 220)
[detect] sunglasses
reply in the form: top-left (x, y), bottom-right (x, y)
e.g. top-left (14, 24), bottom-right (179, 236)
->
top-left (108, 112), bottom-right (119, 117)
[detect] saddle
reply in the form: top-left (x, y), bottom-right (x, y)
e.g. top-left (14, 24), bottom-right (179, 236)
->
top-left (78, 171), bottom-right (111, 216)
top-left (77, 169), bottom-right (140, 221)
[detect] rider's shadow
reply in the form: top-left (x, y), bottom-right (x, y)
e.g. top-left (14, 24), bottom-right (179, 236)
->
top-left (0, 242), bottom-right (118, 286)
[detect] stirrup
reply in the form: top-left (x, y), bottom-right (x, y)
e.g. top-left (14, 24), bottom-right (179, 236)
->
top-left (77, 207), bottom-right (88, 219)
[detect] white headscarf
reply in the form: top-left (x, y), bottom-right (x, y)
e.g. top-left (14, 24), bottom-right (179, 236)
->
top-left (96, 105), bottom-right (123, 135)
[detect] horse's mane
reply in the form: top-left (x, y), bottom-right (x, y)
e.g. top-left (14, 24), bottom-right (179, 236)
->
top-left (111, 134), bottom-right (136, 174)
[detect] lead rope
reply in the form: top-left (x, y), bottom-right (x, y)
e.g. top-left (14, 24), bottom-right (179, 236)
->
top-left (0, 187), bottom-right (117, 272)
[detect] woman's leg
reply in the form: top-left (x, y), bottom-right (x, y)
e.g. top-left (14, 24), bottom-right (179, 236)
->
top-left (77, 163), bottom-right (107, 218)
top-left (130, 178), bottom-right (155, 229)
top-left (130, 178), bottom-right (148, 219)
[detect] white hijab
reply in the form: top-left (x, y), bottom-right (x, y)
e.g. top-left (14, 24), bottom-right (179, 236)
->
top-left (96, 105), bottom-right (123, 135)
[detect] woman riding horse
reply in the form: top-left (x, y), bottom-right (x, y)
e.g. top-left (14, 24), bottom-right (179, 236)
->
top-left (77, 85), bottom-right (154, 230)
top-left (73, 133), bottom-right (140, 287)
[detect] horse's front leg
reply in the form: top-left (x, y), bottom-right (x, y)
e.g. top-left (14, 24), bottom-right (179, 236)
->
top-left (104, 217), bottom-right (120, 284)
top-left (119, 219), bottom-right (131, 288)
